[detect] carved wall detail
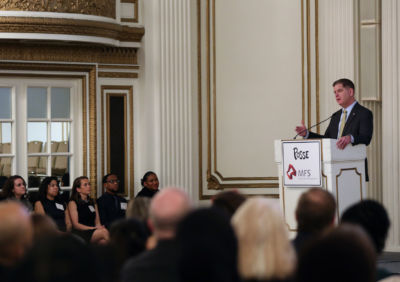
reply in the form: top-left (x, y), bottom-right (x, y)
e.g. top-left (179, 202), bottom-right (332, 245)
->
top-left (0, 0), bottom-right (116, 19)
top-left (0, 43), bottom-right (138, 65)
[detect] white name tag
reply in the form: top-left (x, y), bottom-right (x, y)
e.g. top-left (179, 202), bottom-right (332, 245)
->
top-left (55, 203), bottom-right (64, 211)
top-left (89, 205), bottom-right (95, 212)
top-left (121, 202), bottom-right (127, 210)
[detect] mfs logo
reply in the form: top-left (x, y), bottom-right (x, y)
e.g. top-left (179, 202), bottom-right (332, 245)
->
top-left (286, 164), bottom-right (296, 179)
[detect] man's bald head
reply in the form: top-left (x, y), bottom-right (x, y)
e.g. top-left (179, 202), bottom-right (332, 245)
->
top-left (149, 187), bottom-right (191, 239)
top-left (0, 201), bottom-right (33, 266)
top-left (296, 188), bottom-right (336, 233)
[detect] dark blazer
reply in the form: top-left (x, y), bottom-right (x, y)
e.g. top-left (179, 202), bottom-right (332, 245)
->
top-left (121, 239), bottom-right (180, 282)
top-left (308, 102), bottom-right (373, 145)
top-left (97, 192), bottom-right (127, 229)
top-left (308, 102), bottom-right (373, 180)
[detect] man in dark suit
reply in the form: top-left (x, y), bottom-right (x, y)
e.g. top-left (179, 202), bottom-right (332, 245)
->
top-left (97, 173), bottom-right (128, 229)
top-left (121, 187), bottom-right (191, 282)
top-left (296, 78), bottom-right (373, 149)
top-left (295, 78), bottom-right (373, 180)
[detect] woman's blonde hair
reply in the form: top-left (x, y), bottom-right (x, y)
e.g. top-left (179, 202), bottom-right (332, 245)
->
top-left (231, 197), bottom-right (296, 280)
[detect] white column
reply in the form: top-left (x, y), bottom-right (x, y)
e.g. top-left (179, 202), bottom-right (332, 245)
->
top-left (382, 0), bottom-right (400, 251)
top-left (158, 0), bottom-right (196, 200)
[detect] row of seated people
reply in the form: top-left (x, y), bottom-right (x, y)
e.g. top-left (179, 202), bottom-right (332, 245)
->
top-left (0, 181), bottom-right (398, 282)
top-left (0, 171), bottom-right (160, 244)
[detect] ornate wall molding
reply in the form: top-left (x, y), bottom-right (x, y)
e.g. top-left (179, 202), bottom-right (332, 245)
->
top-left (0, 0), bottom-right (116, 19)
top-left (0, 17), bottom-right (144, 42)
top-left (0, 43), bottom-right (138, 64)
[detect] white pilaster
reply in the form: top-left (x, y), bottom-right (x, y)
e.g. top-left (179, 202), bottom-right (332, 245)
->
top-left (382, 0), bottom-right (400, 251)
top-left (158, 0), bottom-right (196, 200)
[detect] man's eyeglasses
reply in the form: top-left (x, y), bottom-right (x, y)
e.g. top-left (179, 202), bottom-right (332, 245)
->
top-left (107, 180), bottom-right (120, 184)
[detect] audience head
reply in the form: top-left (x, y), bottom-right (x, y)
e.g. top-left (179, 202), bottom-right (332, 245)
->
top-left (0, 201), bottom-right (32, 267)
top-left (232, 197), bottom-right (296, 281)
top-left (30, 213), bottom-right (59, 242)
top-left (38, 176), bottom-right (60, 201)
top-left (148, 187), bottom-right (191, 239)
top-left (15, 234), bottom-right (99, 282)
top-left (141, 171), bottom-right (159, 191)
top-left (296, 188), bottom-right (336, 233)
top-left (126, 196), bottom-right (151, 222)
top-left (212, 190), bottom-right (246, 218)
top-left (102, 173), bottom-right (119, 195)
top-left (177, 207), bottom-right (240, 282)
top-left (297, 224), bottom-right (376, 282)
top-left (70, 176), bottom-right (91, 202)
top-left (1, 175), bottom-right (27, 199)
top-left (341, 199), bottom-right (390, 254)
top-left (109, 218), bottom-right (148, 264)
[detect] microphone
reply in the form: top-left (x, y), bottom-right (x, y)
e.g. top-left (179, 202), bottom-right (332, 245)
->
top-left (293, 115), bottom-right (333, 139)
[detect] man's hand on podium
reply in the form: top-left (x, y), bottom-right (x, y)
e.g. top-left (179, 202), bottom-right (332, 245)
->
top-left (336, 135), bottom-right (351, 149)
top-left (295, 120), bottom-right (307, 137)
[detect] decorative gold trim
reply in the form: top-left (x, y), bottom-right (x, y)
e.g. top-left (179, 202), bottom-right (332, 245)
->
top-left (98, 65), bottom-right (140, 70)
top-left (315, 0), bottom-right (320, 133)
top-left (0, 1), bottom-right (116, 19)
top-left (199, 193), bottom-right (279, 200)
top-left (0, 17), bottom-right (144, 42)
top-left (335, 168), bottom-right (363, 219)
top-left (197, 0), bottom-right (204, 201)
top-left (101, 85), bottom-right (134, 198)
top-left (0, 63), bottom-right (96, 195)
top-left (207, 0), bottom-right (279, 188)
top-left (98, 72), bottom-right (138, 78)
top-left (121, 0), bottom-right (139, 23)
top-left (301, 0), bottom-right (305, 122)
top-left (207, 174), bottom-right (279, 190)
top-left (306, 0), bottom-right (311, 128)
top-left (0, 44), bottom-right (138, 65)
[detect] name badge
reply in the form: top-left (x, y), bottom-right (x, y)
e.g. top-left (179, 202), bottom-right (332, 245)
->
top-left (121, 202), bottom-right (127, 210)
top-left (89, 205), bottom-right (95, 212)
top-left (55, 203), bottom-right (64, 211)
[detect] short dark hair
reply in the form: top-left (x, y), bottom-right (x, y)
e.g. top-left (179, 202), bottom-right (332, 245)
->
top-left (297, 224), bottom-right (376, 282)
top-left (102, 173), bottom-right (117, 184)
top-left (212, 190), bottom-right (246, 218)
top-left (341, 199), bottom-right (390, 254)
top-left (141, 171), bottom-right (157, 187)
top-left (296, 188), bottom-right (336, 233)
top-left (332, 78), bottom-right (355, 90)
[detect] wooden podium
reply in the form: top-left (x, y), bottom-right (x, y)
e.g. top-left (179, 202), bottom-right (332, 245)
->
top-left (274, 139), bottom-right (367, 232)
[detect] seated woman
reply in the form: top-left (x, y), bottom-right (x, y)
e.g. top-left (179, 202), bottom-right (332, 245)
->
top-left (34, 176), bottom-right (71, 232)
top-left (231, 198), bottom-right (296, 282)
top-left (0, 175), bottom-right (33, 211)
top-left (68, 176), bottom-right (109, 244)
top-left (136, 171), bottom-right (160, 198)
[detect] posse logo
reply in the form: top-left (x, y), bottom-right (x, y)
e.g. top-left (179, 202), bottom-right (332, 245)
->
top-left (286, 164), bottom-right (296, 180)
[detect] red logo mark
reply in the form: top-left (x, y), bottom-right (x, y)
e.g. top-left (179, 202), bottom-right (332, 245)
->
top-left (286, 164), bottom-right (297, 179)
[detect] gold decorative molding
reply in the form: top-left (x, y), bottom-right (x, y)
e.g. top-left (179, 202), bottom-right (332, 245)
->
top-left (101, 85), bottom-right (134, 198)
top-left (0, 17), bottom-right (144, 42)
top-left (121, 0), bottom-right (139, 23)
top-left (0, 43), bottom-right (138, 65)
top-left (98, 72), bottom-right (138, 78)
top-left (207, 174), bottom-right (279, 190)
top-left (0, 0), bottom-right (116, 19)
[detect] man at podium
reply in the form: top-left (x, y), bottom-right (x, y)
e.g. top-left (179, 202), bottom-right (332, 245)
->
top-left (295, 78), bottom-right (373, 150)
top-left (295, 78), bottom-right (373, 181)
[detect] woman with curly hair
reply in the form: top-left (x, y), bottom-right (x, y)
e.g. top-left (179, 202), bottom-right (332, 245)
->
top-left (0, 175), bottom-right (32, 211)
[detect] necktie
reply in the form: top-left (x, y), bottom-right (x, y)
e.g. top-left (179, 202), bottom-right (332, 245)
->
top-left (338, 109), bottom-right (347, 137)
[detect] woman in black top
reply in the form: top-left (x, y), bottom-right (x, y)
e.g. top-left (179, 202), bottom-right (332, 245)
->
top-left (0, 175), bottom-right (33, 211)
top-left (136, 171), bottom-right (160, 198)
top-left (68, 176), bottom-right (109, 244)
top-left (34, 176), bottom-right (71, 232)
